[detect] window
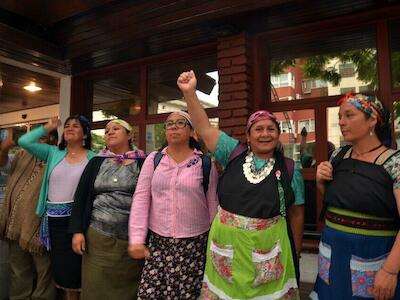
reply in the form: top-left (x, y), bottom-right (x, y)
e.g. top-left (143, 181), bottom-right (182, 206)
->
top-left (390, 19), bottom-right (400, 89)
top-left (273, 109), bottom-right (315, 164)
top-left (339, 63), bottom-right (355, 78)
top-left (148, 55), bottom-right (218, 115)
top-left (280, 120), bottom-right (293, 133)
top-left (92, 70), bottom-right (141, 121)
top-left (340, 87), bottom-right (355, 94)
top-left (268, 28), bottom-right (377, 101)
top-left (302, 79), bottom-right (328, 93)
top-left (271, 73), bottom-right (292, 88)
top-left (298, 119), bottom-right (315, 133)
top-left (327, 106), bottom-right (347, 150)
top-left (358, 85), bottom-right (369, 93)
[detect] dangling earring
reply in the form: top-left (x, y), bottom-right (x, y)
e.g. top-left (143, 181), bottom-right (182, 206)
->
top-left (247, 142), bottom-right (251, 152)
top-left (370, 130), bottom-right (374, 136)
top-left (82, 135), bottom-right (87, 146)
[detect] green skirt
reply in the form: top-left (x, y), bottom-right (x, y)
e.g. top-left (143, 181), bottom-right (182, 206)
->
top-left (200, 207), bottom-right (299, 299)
top-left (81, 227), bottom-right (144, 300)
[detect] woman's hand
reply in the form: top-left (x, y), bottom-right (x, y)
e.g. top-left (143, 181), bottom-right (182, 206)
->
top-left (44, 116), bottom-right (60, 133)
top-left (72, 233), bottom-right (86, 255)
top-left (316, 161), bottom-right (333, 184)
top-left (128, 243), bottom-right (150, 259)
top-left (177, 70), bottom-right (197, 94)
top-left (373, 268), bottom-right (397, 300)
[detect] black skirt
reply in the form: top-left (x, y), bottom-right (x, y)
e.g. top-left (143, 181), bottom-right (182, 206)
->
top-left (49, 216), bottom-right (81, 291)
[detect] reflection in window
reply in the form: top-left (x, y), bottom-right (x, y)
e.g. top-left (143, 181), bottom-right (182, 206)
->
top-left (327, 107), bottom-right (346, 151)
top-left (92, 71), bottom-right (141, 122)
top-left (298, 119), bottom-right (315, 134)
top-left (91, 126), bottom-right (139, 153)
top-left (148, 56), bottom-right (218, 115)
top-left (275, 109), bottom-right (315, 166)
top-left (91, 129), bottom-right (105, 153)
top-left (339, 87), bottom-right (355, 94)
top-left (271, 73), bottom-right (294, 88)
top-left (269, 28), bottom-right (377, 102)
top-left (390, 20), bottom-right (400, 89)
top-left (339, 63), bottom-right (355, 78)
top-left (146, 123), bottom-right (166, 153)
top-left (394, 102), bottom-right (400, 149)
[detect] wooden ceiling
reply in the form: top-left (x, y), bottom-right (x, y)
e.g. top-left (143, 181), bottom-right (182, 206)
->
top-left (0, 0), bottom-right (116, 25)
top-left (1, 0), bottom-right (398, 75)
top-left (0, 0), bottom-right (399, 113)
top-left (0, 63), bottom-right (59, 113)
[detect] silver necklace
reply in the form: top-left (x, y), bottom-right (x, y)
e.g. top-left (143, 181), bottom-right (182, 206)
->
top-left (242, 152), bottom-right (275, 184)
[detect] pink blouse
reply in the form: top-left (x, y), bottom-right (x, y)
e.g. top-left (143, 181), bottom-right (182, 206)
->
top-left (129, 148), bottom-right (219, 244)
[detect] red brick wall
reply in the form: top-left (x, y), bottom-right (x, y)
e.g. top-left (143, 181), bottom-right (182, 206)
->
top-left (217, 33), bottom-right (253, 143)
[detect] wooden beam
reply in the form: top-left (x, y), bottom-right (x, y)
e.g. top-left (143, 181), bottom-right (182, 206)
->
top-left (0, 22), bottom-right (67, 73)
top-left (59, 0), bottom-right (293, 58)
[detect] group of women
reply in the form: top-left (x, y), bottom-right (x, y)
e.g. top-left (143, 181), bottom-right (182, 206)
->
top-left (13, 69), bottom-right (400, 300)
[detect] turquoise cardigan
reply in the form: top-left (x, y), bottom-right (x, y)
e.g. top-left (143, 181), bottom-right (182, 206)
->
top-left (18, 126), bottom-right (96, 217)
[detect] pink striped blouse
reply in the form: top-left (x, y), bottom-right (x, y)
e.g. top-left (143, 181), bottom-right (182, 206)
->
top-left (129, 148), bottom-right (219, 244)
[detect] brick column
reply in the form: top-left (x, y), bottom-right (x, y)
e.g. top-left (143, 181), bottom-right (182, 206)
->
top-left (217, 33), bottom-right (254, 143)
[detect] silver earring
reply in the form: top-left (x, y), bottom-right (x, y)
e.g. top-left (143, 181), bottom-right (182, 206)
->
top-left (370, 130), bottom-right (373, 136)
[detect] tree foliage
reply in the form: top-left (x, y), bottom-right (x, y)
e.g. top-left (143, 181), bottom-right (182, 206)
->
top-left (271, 49), bottom-right (379, 89)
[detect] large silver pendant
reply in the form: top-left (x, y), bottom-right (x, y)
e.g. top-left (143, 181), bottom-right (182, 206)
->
top-left (242, 152), bottom-right (275, 184)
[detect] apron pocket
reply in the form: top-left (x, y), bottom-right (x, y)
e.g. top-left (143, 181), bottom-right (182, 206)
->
top-left (318, 241), bottom-right (332, 285)
top-left (252, 242), bottom-right (284, 287)
top-left (210, 240), bottom-right (234, 283)
top-left (350, 253), bottom-right (387, 298)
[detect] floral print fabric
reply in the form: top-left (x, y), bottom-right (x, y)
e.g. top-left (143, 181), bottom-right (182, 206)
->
top-left (218, 207), bottom-right (280, 231)
top-left (350, 253), bottom-right (387, 298)
top-left (318, 241), bottom-right (332, 285)
top-left (252, 242), bottom-right (284, 287)
top-left (210, 240), bottom-right (234, 283)
top-left (137, 231), bottom-right (208, 299)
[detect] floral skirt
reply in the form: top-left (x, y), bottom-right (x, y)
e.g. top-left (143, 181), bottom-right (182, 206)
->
top-left (200, 207), bottom-right (299, 300)
top-left (137, 230), bottom-right (208, 299)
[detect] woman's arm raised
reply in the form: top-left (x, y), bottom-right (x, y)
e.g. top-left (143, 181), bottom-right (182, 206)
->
top-left (177, 71), bottom-right (220, 152)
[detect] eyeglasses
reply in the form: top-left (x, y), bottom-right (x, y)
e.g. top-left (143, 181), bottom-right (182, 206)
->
top-left (164, 119), bottom-right (189, 129)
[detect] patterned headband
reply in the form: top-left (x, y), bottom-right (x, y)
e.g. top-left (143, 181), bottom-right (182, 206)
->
top-left (247, 110), bottom-right (279, 132)
top-left (338, 92), bottom-right (384, 124)
top-left (169, 111), bottom-right (193, 128)
top-left (107, 119), bottom-right (133, 132)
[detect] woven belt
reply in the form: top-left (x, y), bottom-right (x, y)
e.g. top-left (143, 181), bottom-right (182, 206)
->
top-left (325, 208), bottom-right (399, 231)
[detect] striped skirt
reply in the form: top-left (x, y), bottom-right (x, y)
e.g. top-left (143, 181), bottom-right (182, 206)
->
top-left (311, 207), bottom-right (400, 300)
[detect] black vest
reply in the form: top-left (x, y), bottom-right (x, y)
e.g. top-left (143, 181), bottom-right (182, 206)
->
top-left (217, 151), bottom-right (295, 219)
top-left (325, 147), bottom-right (398, 219)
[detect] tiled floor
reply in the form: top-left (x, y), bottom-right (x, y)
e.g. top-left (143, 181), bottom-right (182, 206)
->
top-left (299, 252), bottom-right (318, 299)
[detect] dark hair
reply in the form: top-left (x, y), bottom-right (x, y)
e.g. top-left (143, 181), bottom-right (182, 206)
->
top-left (48, 130), bottom-right (59, 145)
top-left (58, 115), bottom-right (92, 150)
top-left (364, 104), bottom-right (392, 147)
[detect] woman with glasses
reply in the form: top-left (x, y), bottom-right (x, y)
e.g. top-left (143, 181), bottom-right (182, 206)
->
top-left (69, 119), bottom-right (146, 300)
top-left (18, 116), bottom-right (95, 300)
top-left (177, 71), bottom-right (305, 299)
top-left (128, 111), bottom-right (219, 299)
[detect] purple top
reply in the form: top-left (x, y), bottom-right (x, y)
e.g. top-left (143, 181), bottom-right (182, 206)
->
top-left (48, 158), bottom-right (89, 203)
